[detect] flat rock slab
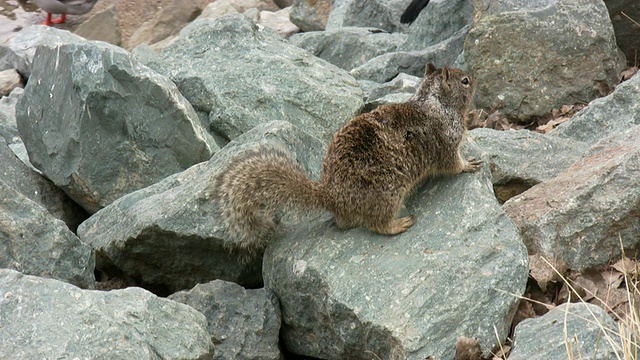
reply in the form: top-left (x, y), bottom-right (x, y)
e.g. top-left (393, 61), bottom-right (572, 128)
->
top-left (264, 149), bottom-right (529, 359)
top-left (16, 41), bottom-right (216, 213)
top-left (147, 14), bottom-right (364, 142)
top-left (504, 125), bottom-right (640, 271)
top-left (78, 121), bottom-right (325, 293)
top-left (0, 269), bottom-right (213, 359)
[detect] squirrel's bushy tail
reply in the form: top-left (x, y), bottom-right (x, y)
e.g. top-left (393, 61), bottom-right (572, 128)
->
top-left (213, 148), bottom-right (323, 258)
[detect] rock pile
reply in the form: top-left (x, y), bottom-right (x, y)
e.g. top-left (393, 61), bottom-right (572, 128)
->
top-left (0, 0), bottom-right (639, 359)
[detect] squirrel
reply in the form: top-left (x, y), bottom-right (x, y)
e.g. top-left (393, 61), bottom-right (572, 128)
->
top-left (212, 63), bottom-right (482, 258)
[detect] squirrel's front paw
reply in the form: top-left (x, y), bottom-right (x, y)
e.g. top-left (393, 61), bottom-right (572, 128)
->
top-left (462, 159), bottom-right (483, 173)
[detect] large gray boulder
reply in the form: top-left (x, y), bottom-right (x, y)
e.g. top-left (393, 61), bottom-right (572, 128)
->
top-left (0, 179), bottom-right (94, 288)
top-left (509, 303), bottom-right (618, 360)
top-left (326, 0), bottom-right (409, 33)
top-left (16, 41), bottom-right (216, 213)
top-left (170, 280), bottom-right (282, 360)
top-left (5, 26), bottom-right (85, 78)
top-left (552, 72), bottom-right (640, 145)
top-left (0, 45), bottom-right (29, 78)
top-left (471, 128), bottom-right (587, 202)
top-left (77, 121), bottom-right (325, 293)
top-left (0, 136), bottom-right (87, 231)
top-left (466, 0), bottom-right (626, 122)
top-left (0, 269), bottom-right (213, 359)
top-left (264, 145), bottom-right (529, 359)
top-left (289, 0), bottom-right (332, 31)
top-left (289, 27), bottom-right (406, 71)
top-left (350, 26), bottom-right (468, 82)
top-left (504, 125), bottom-right (640, 271)
top-left (147, 15), bottom-right (363, 142)
top-left (398, 0), bottom-right (473, 52)
top-left (0, 87), bottom-right (23, 145)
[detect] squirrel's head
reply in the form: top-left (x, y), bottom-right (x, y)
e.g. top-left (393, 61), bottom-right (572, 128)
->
top-left (413, 63), bottom-right (474, 112)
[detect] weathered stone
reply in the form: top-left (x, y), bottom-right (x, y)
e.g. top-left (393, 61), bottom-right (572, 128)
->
top-left (198, 0), bottom-right (240, 20)
top-left (552, 72), bottom-right (640, 146)
top-left (258, 8), bottom-right (300, 38)
top-left (289, 0), bottom-right (332, 31)
top-left (16, 41), bottom-right (216, 213)
top-left (509, 303), bottom-right (618, 360)
top-left (0, 87), bottom-right (22, 145)
top-left (77, 121), bottom-right (324, 293)
top-left (466, 0), bottom-right (626, 122)
top-left (0, 136), bottom-right (88, 231)
top-left (0, 45), bottom-right (29, 77)
top-left (326, 0), bottom-right (409, 33)
top-left (75, 4), bottom-right (122, 46)
top-left (127, 1), bottom-right (202, 49)
top-left (605, 0), bottom-right (640, 66)
top-left (0, 69), bottom-right (22, 97)
top-left (148, 15), bottom-right (363, 142)
top-left (359, 73), bottom-right (420, 111)
top-left (6, 26), bottom-right (85, 78)
top-left (0, 269), bottom-right (213, 359)
top-left (229, 0), bottom-right (280, 12)
top-left (289, 27), bottom-right (406, 71)
top-left (170, 280), bottom-right (282, 360)
top-left (0, 180), bottom-right (94, 288)
top-left (471, 128), bottom-right (588, 202)
top-left (504, 125), bottom-right (640, 271)
top-left (264, 144), bottom-right (528, 359)
top-left (398, 0), bottom-right (473, 51)
top-left (350, 26), bottom-right (468, 82)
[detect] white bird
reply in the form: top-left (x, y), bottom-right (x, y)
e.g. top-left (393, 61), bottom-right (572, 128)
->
top-left (29, 0), bottom-right (98, 26)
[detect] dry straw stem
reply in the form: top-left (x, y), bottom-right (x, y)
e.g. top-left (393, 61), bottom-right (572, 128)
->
top-left (540, 248), bottom-right (640, 360)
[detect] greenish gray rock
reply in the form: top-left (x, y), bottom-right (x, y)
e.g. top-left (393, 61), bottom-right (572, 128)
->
top-left (0, 137), bottom-right (88, 231)
top-left (16, 41), bottom-right (216, 213)
top-left (358, 73), bottom-right (420, 112)
top-left (326, 0), bottom-right (409, 33)
top-left (0, 269), bottom-right (213, 359)
top-left (0, 180), bottom-right (94, 288)
top-left (289, 0), bottom-right (331, 31)
top-left (77, 121), bottom-right (325, 293)
top-left (170, 280), bottom-right (282, 360)
top-left (147, 15), bottom-right (363, 142)
top-left (605, 0), bottom-right (640, 65)
top-left (0, 87), bottom-right (22, 145)
top-left (466, 0), bottom-right (626, 122)
top-left (350, 26), bottom-right (468, 82)
top-left (5, 25), bottom-right (85, 78)
top-left (509, 303), bottom-right (618, 360)
top-left (504, 125), bottom-right (640, 271)
top-left (398, 0), bottom-right (473, 51)
top-left (289, 27), bottom-right (406, 71)
top-left (0, 45), bottom-right (28, 77)
top-left (264, 145), bottom-right (529, 360)
top-left (471, 128), bottom-right (587, 202)
top-left (552, 72), bottom-right (640, 145)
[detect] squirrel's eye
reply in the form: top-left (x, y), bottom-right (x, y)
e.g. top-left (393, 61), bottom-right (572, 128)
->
top-left (461, 77), bottom-right (470, 85)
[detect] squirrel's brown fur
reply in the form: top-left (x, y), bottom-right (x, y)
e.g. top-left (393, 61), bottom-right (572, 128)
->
top-left (213, 63), bottom-right (482, 258)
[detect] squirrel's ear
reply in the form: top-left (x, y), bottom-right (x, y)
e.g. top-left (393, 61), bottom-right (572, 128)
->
top-left (425, 63), bottom-right (437, 76)
top-left (442, 67), bottom-right (450, 82)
